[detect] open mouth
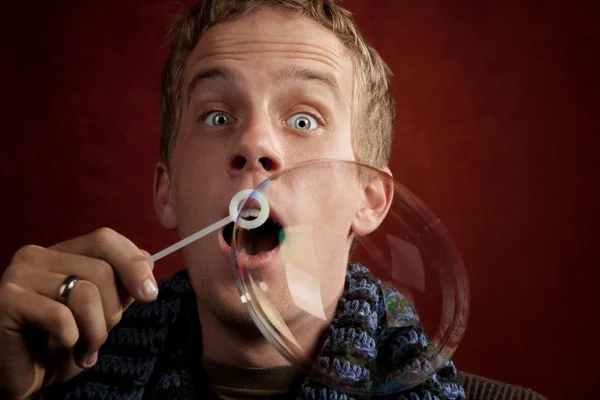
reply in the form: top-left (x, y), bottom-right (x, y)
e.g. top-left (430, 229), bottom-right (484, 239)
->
top-left (222, 214), bottom-right (283, 256)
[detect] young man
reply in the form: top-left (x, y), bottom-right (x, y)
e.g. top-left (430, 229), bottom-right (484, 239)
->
top-left (0, 1), bottom-right (545, 399)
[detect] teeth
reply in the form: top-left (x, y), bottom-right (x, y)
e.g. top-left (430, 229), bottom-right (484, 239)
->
top-left (240, 209), bottom-right (261, 218)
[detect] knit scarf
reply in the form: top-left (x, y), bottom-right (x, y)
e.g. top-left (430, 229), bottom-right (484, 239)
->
top-left (44, 263), bottom-right (465, 400)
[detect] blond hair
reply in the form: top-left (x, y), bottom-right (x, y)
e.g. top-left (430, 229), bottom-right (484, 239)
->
top-left (159, 0), bottom-right (395, 168)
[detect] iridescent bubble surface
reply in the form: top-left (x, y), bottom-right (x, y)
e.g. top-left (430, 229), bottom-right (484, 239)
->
top-left (231, 159), bottom-right (469, 395)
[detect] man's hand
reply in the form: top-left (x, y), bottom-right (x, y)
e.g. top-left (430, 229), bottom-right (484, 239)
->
top-left (0, 228), bottom-right (158, 400)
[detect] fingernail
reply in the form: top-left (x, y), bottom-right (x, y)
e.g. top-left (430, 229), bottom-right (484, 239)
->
top-left (85, 352), bottom-right (98, 368)
top-left (141, 278), bottom-right (158, 298)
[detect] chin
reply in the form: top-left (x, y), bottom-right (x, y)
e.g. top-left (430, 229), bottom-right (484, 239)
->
top-left (195, 286), bottom-right (263, 336)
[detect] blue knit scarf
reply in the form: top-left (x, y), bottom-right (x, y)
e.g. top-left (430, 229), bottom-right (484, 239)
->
top-left (44, 263), bottom-right (465, 400)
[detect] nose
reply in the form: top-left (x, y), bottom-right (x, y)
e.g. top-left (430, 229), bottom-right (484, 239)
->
top-left (227, 123), bottom-right (284, 179)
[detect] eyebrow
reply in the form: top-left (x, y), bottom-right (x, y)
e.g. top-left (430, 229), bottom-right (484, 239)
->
top-left (187, 65), bottom-right (342, 105)
top-left (187, 66), bottom-right (238, 103)
top-left (275, 66), bottom-right (342, 105)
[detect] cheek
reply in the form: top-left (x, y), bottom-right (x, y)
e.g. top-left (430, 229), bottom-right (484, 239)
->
top-left (172, 129), bottom-right (228, 184)
top-left (170, 143), bottom-right (229, 234)
top-left (285, 128), bottom-right (354, 163)
top-left (327, 122), bottom-right (355, 160)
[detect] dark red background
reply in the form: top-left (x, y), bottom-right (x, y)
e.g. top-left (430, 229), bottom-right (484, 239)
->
top-left (1, 1), bottom-right (598, 398)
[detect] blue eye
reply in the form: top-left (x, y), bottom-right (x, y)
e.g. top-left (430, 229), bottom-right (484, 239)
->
top-left (286, 113), bottom-right (318, 130)
top-left (204, 111), bottom-right (232, 126)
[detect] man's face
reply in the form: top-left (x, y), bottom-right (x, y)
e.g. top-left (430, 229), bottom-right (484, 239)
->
top-left (157, 9), bottom-right (357, 328)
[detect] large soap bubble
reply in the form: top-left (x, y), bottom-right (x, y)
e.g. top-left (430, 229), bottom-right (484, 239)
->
top-left (230, 159), bottom-right (469, 395)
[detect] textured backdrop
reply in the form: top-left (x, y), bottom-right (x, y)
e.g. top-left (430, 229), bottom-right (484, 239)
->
top-left (1, 1), bottom-right (598, 398)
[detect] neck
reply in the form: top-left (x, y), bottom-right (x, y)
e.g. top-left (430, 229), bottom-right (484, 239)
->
top-left (196, 301), bottom-right (333, 368)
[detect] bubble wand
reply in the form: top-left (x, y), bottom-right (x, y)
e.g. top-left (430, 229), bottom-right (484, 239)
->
top-left (148, 189), bottom-right (270, 263)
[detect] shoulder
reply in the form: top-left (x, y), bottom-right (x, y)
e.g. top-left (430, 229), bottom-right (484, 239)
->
top-left (460, 372), bottom-right (548, 400)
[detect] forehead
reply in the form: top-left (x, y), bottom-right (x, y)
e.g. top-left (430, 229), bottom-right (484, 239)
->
top-left (184, 9), bottom-right (355, 93)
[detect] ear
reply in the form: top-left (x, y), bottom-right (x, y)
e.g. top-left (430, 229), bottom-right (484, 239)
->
top-left (351, 166), bottom-right (394, 236)
top-left (153, 161), bottom-right (177, 230)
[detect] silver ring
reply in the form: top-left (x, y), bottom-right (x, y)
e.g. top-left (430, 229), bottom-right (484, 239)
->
top-left (57, 275), bottom-right (78, 304)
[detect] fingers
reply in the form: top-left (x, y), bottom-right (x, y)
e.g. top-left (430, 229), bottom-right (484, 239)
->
top-left (4, 228), bottom-right (158, 366)
top-left (2, 267), bottom-right (107, 368)
top-left (0, 282), bottom-right (79, 351)
top-left (62, 280), bottom-right (106, 368)
top-left (6, 253), bottom-right (124, 330)
top-left (0, 283), bottom-right (81, 399)
top-left (49, 227), bottom-right (158, 302)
